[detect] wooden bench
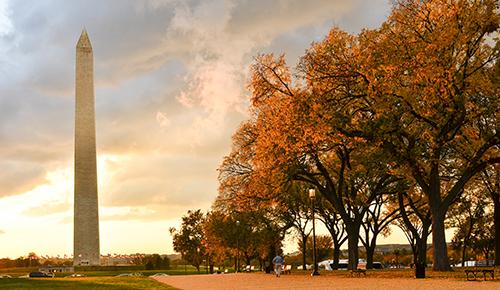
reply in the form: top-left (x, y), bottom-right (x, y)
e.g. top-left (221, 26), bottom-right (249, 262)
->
top-left (350, 268), bottom-right (366, 277)
top-left (465, 268), bottom-right (495, 281)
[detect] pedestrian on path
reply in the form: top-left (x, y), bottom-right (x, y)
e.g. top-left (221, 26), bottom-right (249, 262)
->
top-left (272, 254), bottom-right (284, 277)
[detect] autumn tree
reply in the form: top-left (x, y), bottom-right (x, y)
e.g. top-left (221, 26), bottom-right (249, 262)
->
top-left (304, 235), bottom-right (333, 264)
top-left (360, 192), bottom-right (401, 269)
top-left (480, 165), bottom-right (499, 265)
top-left (203, 210), bottom-right (233, 270)
top-left (396, 187), bottom-right (432, 274)
top-left (169, 209), bottom-right (206, 272)
top-left (216, 120), bottom-right (290, 270)
top-left (220, 0), bottom-right (498, 273)
top-left (27, 252), bottom-right (39, 268)
top-left (279, 182), bottom-right (312, 271)
top-left (316, 197), bottom-right (347, 269)
top-left (371, 0), bottom-right (499, 271)
top-left (248, 50), bottom-right (408, 270)
top-left (298, 0), bottom-right (499, 270)
top-left (143, 254), bottom-right (170, 270)
top-left (447, 184), bottom-right (488, 267)
top-left (469, 210), bottom-right (495, 265)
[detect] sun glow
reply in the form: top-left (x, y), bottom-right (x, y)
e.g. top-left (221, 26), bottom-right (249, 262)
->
top-left (0, 153), bottom-right (134, 258)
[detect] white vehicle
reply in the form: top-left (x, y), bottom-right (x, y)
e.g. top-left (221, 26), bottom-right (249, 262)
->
top-left (296, 264), bottom-right (312, 270)
top-left (319, 259), bottom-right (383, 270)
top-left (318, 260), bottom-right (334, 271)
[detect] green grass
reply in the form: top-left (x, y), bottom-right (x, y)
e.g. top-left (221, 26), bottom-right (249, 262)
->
top-left (0, 277), bottom-right (179, 290)
top-left (0, 266), bottom-right (208, 289)
top-left (0, 266), bottom-right (206, 278)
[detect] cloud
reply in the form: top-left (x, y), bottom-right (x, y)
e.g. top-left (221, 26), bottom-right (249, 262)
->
top-left (163, 0), bottom-right (391, 145)
top-left (0, 0), bottom-right (392, 213)
top-left (0, 162), bottom-right (46, 198)
top-left (0, 0), bottom-right (392, 257)
top-left (100, 204), bottom-right (199, 222)
top-left (164, 0), bottom-right (250, 145)
top-left (156, 111), bottom-right (171, 128)
top-left (23, 202), bottom-right (70, 217)
top-left (0, 0), bottom-right (13, 37)
top-left (99, 153), bottom-right (217, 208)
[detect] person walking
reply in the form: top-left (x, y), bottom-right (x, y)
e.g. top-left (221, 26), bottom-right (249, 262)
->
top-left (272, 254), bottom-right (284, 277)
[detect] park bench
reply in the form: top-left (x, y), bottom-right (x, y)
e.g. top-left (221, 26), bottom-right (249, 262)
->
top-left (350, 268), bottom-right (366, 277)
top-left (465, 267), bottom-right (495, 281)
top-left (283, 265), bottom-right (292, 274)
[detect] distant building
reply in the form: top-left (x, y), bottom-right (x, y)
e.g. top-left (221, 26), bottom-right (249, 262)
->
top-left (39, 266), bottom-right (74, 273)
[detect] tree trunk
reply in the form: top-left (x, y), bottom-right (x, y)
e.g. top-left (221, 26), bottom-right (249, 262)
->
top-left (494, 195), bottom-right (500, 266)
top-left (417, 242), bottom-right (427, 266)
top-left (301, 234), bottom-right (307, 270)
top-left (209, 259), bottom-right (214, 274)
top-left (332, 246), bottom-right (341, 270)
top-left (346, 223), bottom-right (360, 270)
top-left (415, 238), bottom-right (427, 278)
top-left (366, 244), bottom-right (375, 269)
top-left (431, 210), bottom-right (451, 271)
top-left (268, 243), bottom-right (277, 272)
top-left (412, 250), bottom-right (418, 267)
top-left (461, 239), bottom-right (467, 267)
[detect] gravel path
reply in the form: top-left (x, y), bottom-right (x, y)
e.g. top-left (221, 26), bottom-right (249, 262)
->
top-left (153, 272), bottom-right (499, 290)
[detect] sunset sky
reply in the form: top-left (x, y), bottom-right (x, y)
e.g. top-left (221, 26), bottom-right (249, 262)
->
top-left (0, 0), bottom-right (403, 258)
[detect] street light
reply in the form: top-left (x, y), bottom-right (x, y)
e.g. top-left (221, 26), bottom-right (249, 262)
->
top-left (309, 188), bottom-right (320, 276)
top-left (236, 220), bottom-right (240, 273)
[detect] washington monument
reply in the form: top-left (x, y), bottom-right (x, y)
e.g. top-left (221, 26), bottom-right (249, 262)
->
top-left (74, 29), bottom-right (100, 266)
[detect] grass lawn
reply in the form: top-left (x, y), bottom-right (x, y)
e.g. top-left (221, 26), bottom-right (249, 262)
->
top-left (0, 276), bottom-right (179, 290)
top-left (0, 266), bottom-right (208, 277)
top-left (0, 266), bottom-right (208, 289)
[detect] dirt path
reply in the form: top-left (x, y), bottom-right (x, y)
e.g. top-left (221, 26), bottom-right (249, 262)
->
top-left (153, 272), bottom-right (499, 290)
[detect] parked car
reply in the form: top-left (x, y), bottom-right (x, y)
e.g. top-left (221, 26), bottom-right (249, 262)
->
top-left (29, 271), bottom-right (53, 278)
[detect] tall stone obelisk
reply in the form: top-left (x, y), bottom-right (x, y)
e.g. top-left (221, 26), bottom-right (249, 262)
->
top-left (74, 29), bottom-right (100, 266)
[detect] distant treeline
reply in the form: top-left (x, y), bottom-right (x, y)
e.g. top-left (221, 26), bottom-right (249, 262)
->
top-left (0, 253), bottom-right (170, 270)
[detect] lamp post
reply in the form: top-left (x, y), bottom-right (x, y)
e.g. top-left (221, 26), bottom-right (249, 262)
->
top-left (197, 247), bottom-right (201, 273)
top-left (236, 220), bottom-right (240, 273)
top-left (309, 188), bottom-right (320, 276)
